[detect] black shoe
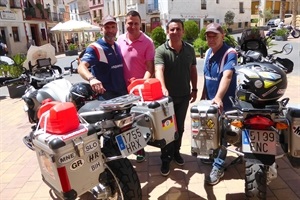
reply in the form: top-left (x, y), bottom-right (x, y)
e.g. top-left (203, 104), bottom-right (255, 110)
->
top-left (174, 153), bottom-right (184, 166)
top-left (160, 162), bottom-right (170, 176)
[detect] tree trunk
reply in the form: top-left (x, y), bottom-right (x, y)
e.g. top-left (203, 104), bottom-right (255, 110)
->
top-left (292, 0), bottom-right (298, 26)
top-left (280, 0), bottom-right (286, 22)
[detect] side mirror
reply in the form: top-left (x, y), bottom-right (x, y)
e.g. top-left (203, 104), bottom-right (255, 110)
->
top-left (282, 43), bottom-right (293, 55)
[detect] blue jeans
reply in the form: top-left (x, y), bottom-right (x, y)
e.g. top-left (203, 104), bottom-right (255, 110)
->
top-left (213, 119), bottom-right (228, 170)
top-left (213, 145), bottom-right (227, 170)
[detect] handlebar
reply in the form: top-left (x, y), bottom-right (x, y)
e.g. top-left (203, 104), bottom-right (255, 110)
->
top-left (3, 74), bottom-right (27, 86)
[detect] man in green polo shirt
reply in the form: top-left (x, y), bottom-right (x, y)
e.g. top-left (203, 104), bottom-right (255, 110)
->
top-left (155, 19), bottom-right (198, 176)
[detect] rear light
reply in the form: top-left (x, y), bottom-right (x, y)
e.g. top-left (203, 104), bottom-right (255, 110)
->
top-left (244, 115), bottom-right (274, 130)
top-left (231, 120), bottom-right (243, 128)
top-left (275, 122), bottom-right (289, 130)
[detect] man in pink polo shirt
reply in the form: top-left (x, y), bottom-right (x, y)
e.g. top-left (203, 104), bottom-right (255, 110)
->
top-left (117, 10), bottom-right (155, 162)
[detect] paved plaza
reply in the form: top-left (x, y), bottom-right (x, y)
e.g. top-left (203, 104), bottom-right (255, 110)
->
top-left (0, 37), bottom-right (300, 199)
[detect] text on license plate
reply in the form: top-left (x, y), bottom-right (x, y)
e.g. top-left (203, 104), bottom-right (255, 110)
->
top-left (242, 129), bottom-right (276, 155)
top-left (115, 127), bottom-right (147, 157)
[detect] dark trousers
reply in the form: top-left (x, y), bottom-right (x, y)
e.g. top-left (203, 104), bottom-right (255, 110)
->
top-left (160, 95), bottom-right (190, 163)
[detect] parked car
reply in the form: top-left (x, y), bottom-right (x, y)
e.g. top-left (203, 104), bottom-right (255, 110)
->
top-left (267, 18), bottom-right (278, 27)
top-left (267, 14), bottom-right (293, 27)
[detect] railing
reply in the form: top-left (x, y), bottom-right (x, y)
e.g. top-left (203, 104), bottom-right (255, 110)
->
top-left (49, 12), bottom-right (64, 22)
top-left (147, 4), bottom-right (159, 14)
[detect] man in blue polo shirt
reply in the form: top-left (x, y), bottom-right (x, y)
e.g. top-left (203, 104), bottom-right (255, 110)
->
top-left (78, 15), bottom-right (127, 100)
top-left (201, 22), bottom-right (237, 185)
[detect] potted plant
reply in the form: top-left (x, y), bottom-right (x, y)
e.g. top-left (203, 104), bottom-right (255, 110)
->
top-left (24, 7), bottom-right (35, 19)
top-left (274, 28), bottom-right (288, 41)
top-left (5, 54), bottom-right (27, 98)
top-left (65, 43), bottom-right (78, 56)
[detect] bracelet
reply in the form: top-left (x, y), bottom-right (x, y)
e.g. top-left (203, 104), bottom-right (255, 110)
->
top-left (88, 76), bottom-right (96, 82)
top-left (192, 89), bottom-right (198, 92)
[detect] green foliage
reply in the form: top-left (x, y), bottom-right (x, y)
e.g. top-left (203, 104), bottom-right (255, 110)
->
top-left (68, 43), bottom-right (77, 50)
top-left (183, 20), bottom-right (199, 43)
top-left (275, 28), bottom-right (288, 36)
top-left (265, 37), bottom-right (276, 49)
top-left (150, 27), bottom-right (166, 48)
top-left (95, 33), bottom-right (103, 40)
top-left (251, 18), bottom-right (259, 23)
top-left (193, 25), bottom-right (238, 56)
top-left (1, 54), bottom-right (26, 78)
top-left (224, 34), bottom-right (238, 47)
top-left (199, 28), bottom-right (206, 40)
top-left (224, 11), bottom-right (235, 27)
top-left (193, 37), bottom-right (209, 53)
top-left (264, 8), bottom-right (273, 21)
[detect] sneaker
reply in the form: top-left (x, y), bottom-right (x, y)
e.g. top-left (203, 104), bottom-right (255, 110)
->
top-left (160, 162), bottom-right (170, 176)
top-left (205, 167), bottom-right (224, 185)
top-left (136, 149), bottom-right (146, 163)
top-left (174, 153), bottom-right (185, 166)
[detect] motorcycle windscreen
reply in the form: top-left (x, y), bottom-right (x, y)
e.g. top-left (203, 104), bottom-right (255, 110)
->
top-left (23, 44), bottom-right (57, 70)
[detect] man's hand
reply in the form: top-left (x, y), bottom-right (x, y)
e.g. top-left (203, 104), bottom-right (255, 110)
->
top-left (190, 91), bottom-right (197, 103)
top-left (212, 97), bottom-right (223, 113)
top-left (90, 79), bottom-right (106, 94)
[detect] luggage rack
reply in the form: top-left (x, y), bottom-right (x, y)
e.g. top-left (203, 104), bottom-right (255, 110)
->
top-left (98, 94), bottom-right (141, 110)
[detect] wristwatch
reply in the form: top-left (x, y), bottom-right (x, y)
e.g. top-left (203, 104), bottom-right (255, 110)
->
top-left (192, 88), bottom-right (198, 92)
top-left (88, 76), bottom-right (96, 82)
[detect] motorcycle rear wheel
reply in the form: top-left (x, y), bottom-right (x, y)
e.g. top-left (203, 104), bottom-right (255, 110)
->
top-left (104, 158), bottom-right (142, 200)
top-left (291, 29), bottom-right (300, 38)
top-left (245, 161), bottom-right (267, 200)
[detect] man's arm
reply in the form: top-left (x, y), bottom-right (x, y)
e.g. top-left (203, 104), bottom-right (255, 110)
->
top-left (77, 61), bottom-right (105, 94)
top-left (212, 70), bottom-right (233, 111)
top-left (190, 65), bottom-right (198, 103)
top-left (143, 60), bottom-right (154, 79)
top-left (155, 64), bottom-right (168, 96)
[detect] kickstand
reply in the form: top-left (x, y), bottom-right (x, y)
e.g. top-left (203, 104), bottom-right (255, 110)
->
top-left (225, 155), bottom-right (243, 171)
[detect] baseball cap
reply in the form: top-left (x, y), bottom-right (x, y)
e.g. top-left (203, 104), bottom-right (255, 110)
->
top-left (101, 15), bottom-right (116, 26)
top-left (205, 22), bottom-right (224, 34)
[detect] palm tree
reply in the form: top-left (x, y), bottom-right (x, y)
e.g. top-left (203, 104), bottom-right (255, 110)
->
top-left (291, 0), bottom-right (298, 26)
top-left (280, 0), bottom-right (286, 22)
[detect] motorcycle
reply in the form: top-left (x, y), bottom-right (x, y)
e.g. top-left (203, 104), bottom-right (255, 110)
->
top-left (6, 77), bottom-right (143, 199)
top-left (266, 24), bottom-right (300, 39)
top-left (6, 70), bottom-right (177, 199)
top-left (191, 30), bottom-right (299, 199)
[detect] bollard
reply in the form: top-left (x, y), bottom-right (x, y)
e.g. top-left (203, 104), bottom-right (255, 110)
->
top-left (199, 47), bottom-right (204, 58)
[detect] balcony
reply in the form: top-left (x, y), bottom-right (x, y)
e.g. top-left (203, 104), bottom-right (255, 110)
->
top-left (24, 6), bottom-right (49, 20)
top-left (147, 4), bottom-right (159, 14)
top-left (49, 12), bottom-right (64, 22)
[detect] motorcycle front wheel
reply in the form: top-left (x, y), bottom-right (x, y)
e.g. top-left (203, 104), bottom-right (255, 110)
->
top-left (245, 161), bottom-right (267, 200)
top-left (291, 29), bottom-right (300, 38)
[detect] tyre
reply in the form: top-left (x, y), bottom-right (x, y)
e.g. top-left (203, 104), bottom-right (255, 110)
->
top-left (291, 29), bottom-right (300, 38)
top-left (245, 161), bottom-right (267, 200)
top-left (101, 146), bottom-right (142, 200)
top-left (106, 158), bottom-right (142, 200)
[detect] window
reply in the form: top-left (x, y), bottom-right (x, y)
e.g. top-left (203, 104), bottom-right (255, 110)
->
top-left (41, 29), bottom-right (47, 41)
top-left (201, 0), bottom-right (206, 10)
top-left (216, 0), bottom-right (219, 4)
top-left (99, 9), bottom-right (102, 19)
top-left (93, 10), bottom-right (97, 18)
top-left (93, 0), bottom-right (95, 5)
top-left (238, 22), bottom-right (242, 28)
top-left (140, 0), bottom-right (144, 4)
top-left (12, 27), bottom-right (19, 42)
top-left (239, 2), bottom-right (244, 13)
top-left (245, 22), bottom-right (249, 27)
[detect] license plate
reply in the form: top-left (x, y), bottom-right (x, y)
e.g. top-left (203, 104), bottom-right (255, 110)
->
top-left (242, 129), bottom-right (276, 155)
top-left (115, 127), bottom-right (147, 157)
